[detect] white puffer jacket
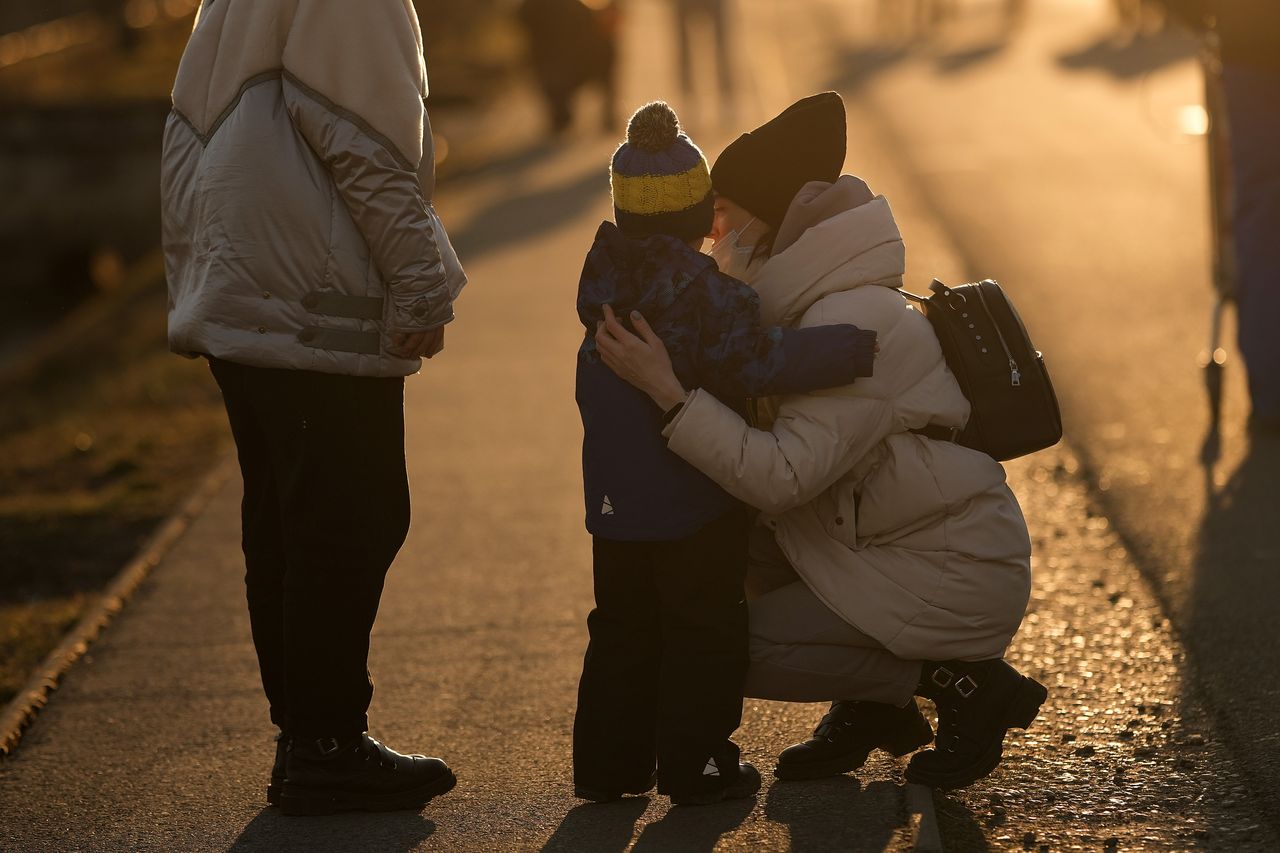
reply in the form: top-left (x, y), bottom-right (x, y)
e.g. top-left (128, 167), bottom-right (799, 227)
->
top-left (663, 178), bottom-right (1032, 661)
top-left (162, 0), bottom-right (466, 377)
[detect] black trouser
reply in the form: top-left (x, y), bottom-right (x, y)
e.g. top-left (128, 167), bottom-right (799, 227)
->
top-left (573, 509), bottom-right (750, 797)
top-left (209, 358), bottom-right (410, 740)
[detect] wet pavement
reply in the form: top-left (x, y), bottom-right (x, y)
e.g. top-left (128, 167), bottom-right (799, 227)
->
top-left (934, 447), bottom-right (1276, 850)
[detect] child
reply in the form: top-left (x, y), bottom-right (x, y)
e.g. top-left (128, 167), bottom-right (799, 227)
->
top-left (573, 102), bottom-right (879, 805)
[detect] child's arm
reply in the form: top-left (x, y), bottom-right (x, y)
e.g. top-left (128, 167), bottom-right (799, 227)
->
top-left (696, 279), bottom-right (878, 399)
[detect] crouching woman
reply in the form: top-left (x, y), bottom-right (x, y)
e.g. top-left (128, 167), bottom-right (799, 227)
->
top-left (596, 92), bottom-right (1046, 790)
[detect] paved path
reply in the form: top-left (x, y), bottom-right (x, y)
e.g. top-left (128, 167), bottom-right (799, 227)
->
top-left (3, 1), bottom-right (1277, 850)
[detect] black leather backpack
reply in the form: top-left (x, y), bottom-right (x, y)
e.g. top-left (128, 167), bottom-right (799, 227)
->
top-left (901, 279), bottom-right (1062, 462)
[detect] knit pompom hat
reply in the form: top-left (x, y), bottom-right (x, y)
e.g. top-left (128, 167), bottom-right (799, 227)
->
top-left (711, 92), bottom-right (847, 228)
top-left (611, 102), bottom-right (714, 242)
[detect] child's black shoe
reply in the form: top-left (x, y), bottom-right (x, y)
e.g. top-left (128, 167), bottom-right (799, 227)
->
top-left (669, 761), bottom-right (761, 806)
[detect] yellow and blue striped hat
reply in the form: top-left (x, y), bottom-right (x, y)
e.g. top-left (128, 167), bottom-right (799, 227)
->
top-left (611, 102), bottom-right (714, 242)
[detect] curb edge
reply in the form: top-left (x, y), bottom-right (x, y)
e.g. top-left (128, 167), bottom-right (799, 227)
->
top-left (909, 782), bottom-right (944, 852)
top-left (0, 454), bottom-right (235, 759)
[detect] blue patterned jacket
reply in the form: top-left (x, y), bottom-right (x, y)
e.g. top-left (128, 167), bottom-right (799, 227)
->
top-left (576, 221), bottom-right (878, 540)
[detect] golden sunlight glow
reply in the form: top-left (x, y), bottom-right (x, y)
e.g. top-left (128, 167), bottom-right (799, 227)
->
top-left (1178, 104), bottom-right (1210, 137)
top-left (0, 15), bottom-right (100, 69)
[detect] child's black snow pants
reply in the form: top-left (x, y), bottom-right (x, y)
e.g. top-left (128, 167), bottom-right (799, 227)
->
top-left (573, 508), bottom-right (750, 798)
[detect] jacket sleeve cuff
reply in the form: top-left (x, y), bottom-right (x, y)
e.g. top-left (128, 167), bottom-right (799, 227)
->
top-left (851, 327), bottom-right (879, 378)
top-left (389, 276), bottom-right (455, 330)
top-left (661, 388), bottom-right (742, 452)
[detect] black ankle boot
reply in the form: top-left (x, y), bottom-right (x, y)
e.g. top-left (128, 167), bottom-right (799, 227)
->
top-left (267, 732), bottom-right (288, 806)
top-left (280, 733), bottom-right (456, 816)
top-left (669, 760), bottom-right (762, 806)
top-left (908, 659), bottom-right (1047, 789)
top-left (775, 699), bottom-right (933, 781)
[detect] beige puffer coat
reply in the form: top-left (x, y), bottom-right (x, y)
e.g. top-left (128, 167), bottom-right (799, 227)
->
top-left (663, 177), bottom-right (1032, 662)
top-left (162, 0), bottom-right (466, 377)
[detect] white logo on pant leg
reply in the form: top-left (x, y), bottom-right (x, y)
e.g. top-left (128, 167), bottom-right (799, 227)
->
top-left (601, 495), bottom-right (614, 516)
top-left (703, 757), bottom-right (720, 776)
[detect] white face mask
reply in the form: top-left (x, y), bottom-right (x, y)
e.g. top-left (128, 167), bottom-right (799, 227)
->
top-left (709, 217), bottom-right (766, 282)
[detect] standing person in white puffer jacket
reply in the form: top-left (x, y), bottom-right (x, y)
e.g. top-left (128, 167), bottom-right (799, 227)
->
top-left (162, 0), bottom-right (465, 816)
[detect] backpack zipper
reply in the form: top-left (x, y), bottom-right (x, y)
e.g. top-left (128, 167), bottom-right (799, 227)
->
top-left (975, 286), bottom-right (1021, 387)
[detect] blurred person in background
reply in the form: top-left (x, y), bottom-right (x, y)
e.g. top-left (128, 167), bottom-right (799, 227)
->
top-left (1162, 0), bottom-right (1280, 434)
top-left (596, 92), bottom-right (1046, 791)
top-left (875, 0), bottom-right (952, 37)
top-left (672, 0), bottom-right (734, 115)
top-left (1113, 0), bottom-right (1168, 32)
top-left (162, 0), bottom-right (465, 815)
top-left (517, 0), bottom-right (621, 135)
top-left (94, 0), bottom-right (139, 52)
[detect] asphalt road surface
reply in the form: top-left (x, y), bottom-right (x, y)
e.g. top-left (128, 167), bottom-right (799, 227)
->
top-left (1, 1), bottom-right (1276, 850)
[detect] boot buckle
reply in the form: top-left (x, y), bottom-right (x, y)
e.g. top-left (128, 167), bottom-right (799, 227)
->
top-left (315, 737), bottom-right (342, 756)
top-left (931, 666), bottom-right (955, 688)
top-left (954, 675), bottom-right (978, 698)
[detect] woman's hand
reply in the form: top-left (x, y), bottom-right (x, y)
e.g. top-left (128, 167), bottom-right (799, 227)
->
top-left (595, 305), bottom-right (688, 411)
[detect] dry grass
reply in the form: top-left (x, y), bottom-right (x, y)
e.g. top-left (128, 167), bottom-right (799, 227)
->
top-left (0, 598), bottom-right (85, 706)
top-left (0, 256), bottom-right (228, 705)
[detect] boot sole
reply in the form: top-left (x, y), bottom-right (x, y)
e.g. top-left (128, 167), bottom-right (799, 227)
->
top-left (906, 740), bottom-right (1005, 790)
top-left (774, 747), bottom-right (875, 781)
top-left (907, 677), bottom-right (1048, 790)
top-left (279, 770), bottom-right (457, 816)
top-left (775, 716), bottom-right (935, 781)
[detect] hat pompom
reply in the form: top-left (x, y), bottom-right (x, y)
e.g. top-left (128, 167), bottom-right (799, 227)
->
top-left (627, 102), bottom-right (681, 152)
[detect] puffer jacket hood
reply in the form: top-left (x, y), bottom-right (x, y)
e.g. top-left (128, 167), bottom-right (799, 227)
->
top-left (662, 179), bottom-right (1032, 662)
top-left (162, 0), bottom-right (466, 377)
top-left (751, 176), bottom-right (906, 327)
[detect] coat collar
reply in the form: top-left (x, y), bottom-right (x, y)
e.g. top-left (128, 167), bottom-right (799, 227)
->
top-left (751, 179), bottom-right (906, 326)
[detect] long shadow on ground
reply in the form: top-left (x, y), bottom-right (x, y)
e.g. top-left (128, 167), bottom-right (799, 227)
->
top-left (1188, 430), bottom-right (1280, 839)
top-left (228, 808), bottom-right (436, 852)
top-left (630, 797), bottom-right (755, 852)
top-left (542, 798), bottom-right (651, 853)
top-left (1057, 30), bottom-right (1199, 80)
top-left (763, 777), bottom-right (904, 851)
top-left (447, 165), bottom-right (607, 262)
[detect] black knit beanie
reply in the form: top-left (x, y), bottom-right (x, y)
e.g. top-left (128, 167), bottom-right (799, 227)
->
top-left (710, 92), bottom-right (847, 228)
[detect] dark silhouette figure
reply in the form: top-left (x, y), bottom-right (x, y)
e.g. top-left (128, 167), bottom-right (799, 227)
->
top-left (518, 0), bottom-right (621, 136)
top-left (95, 0), bottom-right (140, 53)
top-left (1161, 0), bottom-right (1280, 432)
top-left (671, 0), bottom-right (734, 104)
